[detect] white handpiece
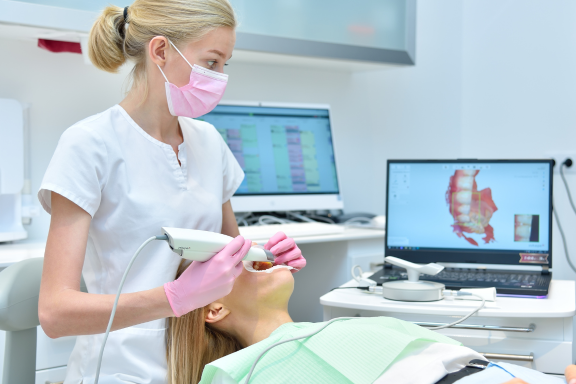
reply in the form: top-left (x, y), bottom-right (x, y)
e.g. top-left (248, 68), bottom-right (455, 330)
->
top-left (162, 227), bottom-right (274, 262)
top-left (384, 256), bottom-right (444, 282)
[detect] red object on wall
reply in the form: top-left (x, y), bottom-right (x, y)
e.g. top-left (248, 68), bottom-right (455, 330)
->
top-left (38, 39), bottom-right (82, 54)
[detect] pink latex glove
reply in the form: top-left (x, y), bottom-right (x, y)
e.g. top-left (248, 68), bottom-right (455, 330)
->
top-left (164, 235), bottom-right (252, 317)
top-left (265, 232), bottom-right (306, 273)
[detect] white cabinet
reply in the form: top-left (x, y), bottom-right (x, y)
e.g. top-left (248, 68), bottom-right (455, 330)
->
top-left (36, 366), bottom-right (67, 384)
top-left (36, 327), bottom-right (75, 370)
top-left (321, 279), bottom-right (575, 375)
top-left (0, 0), bottom-right (416, 70)
top-left (0, 327), bottom-right (75, 383)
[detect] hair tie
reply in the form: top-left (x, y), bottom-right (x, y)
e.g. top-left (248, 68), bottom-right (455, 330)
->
top-left (123, 6), bottom-right (129, 23)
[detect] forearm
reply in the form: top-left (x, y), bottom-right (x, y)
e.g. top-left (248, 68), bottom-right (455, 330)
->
top-left (40, 286), bottom-right (173, 338)
top-left (221, 200), bottom-right (240, 237)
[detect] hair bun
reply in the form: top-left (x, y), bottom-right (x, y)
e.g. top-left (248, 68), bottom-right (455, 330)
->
top-left (88, 5), bottom-right (127, 73)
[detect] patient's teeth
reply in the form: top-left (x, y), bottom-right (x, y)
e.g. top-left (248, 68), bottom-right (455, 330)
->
top-left (457, 214), bottom-right (471, 222)
top-left (516, 225), bottom-right (531, 239)
top-left (456, 177), bottom-right (474, 190)
top-left (458, 205), bottom-right (471, 214)
top-left (455, 191), bottom-right (472, 204)
top-left (516, 215), bottom-right (532, 225)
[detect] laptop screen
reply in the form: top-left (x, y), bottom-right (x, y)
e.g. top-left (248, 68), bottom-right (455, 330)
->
top-left (385, 160), bottom-right (554, 267)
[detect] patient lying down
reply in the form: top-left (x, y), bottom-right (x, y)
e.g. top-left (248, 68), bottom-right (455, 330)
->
top-left (166, 262), bottom-right (569, 384)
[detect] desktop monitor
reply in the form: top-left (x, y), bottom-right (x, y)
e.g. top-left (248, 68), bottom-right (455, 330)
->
top-left (385, 160), bottom-right (554, 267)
top-left (198, 102), bottom-right (343, 212)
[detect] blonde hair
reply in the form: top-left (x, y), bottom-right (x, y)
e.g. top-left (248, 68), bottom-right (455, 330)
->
top-left (166, 261), bottom-right (242, 384)
top-left (88, 0), bottom-right (236, 91)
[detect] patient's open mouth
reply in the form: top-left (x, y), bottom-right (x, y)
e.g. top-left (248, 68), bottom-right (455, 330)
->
top-left (243, 260), bottom-right (294, 273)
top-left (252, 261), bottom-right (274, 271)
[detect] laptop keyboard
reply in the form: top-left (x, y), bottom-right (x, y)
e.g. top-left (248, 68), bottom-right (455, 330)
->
top-left (372, 267), bottom-right (551, 296)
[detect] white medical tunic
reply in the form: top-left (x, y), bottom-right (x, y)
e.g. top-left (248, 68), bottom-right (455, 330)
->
top-left (38, 105), bottom-right (244, 384)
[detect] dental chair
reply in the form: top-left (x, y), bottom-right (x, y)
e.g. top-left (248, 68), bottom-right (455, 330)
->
top-left (0, 258), bottom-right (86, 383)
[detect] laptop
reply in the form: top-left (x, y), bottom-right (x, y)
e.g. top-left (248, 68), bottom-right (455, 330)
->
top-left (370, 159), bottom-right (554, 297)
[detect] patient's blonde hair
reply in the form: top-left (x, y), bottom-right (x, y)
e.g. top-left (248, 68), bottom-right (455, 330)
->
top-left (166, 261), bottom-right (242, 384)
top-left (88, 0), bottom-right (236, 94)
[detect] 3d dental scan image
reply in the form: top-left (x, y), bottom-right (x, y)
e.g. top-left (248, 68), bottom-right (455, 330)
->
top-left (447, 169), bottom-right (498, 246)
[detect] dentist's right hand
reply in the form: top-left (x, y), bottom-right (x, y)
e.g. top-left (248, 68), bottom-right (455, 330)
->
top-left (163, 236), bottom-right (251, 317)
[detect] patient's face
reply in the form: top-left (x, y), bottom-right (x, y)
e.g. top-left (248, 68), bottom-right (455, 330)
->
top-left (220, 262), bottom-right (294, 314)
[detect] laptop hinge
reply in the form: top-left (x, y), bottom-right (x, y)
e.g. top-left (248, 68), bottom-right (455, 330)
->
top-left (541, 266), bottom-right (550, 275)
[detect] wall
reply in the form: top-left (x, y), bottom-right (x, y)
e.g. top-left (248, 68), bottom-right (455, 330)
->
top-left (352, 0), bottom-right (464, 213)
top-left (2, 0), bottom-right (574, 281)
top-left (0, 37), bottom-right (374, 242)
top-left (0, 38), bottom-right (129, 241)
top-left (462, 0), bottom-right (576, 281)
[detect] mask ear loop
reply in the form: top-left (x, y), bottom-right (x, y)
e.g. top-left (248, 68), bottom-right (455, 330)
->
top-left (168, 39), bottom-right (194, 69)
top-left (157, 64), bottom-right (169, 83)
top-left (156, 38), bottom-right (192, 83)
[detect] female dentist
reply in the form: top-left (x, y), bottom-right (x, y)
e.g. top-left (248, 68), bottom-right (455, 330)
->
top-left (37, 0), bottom-right (306, 382)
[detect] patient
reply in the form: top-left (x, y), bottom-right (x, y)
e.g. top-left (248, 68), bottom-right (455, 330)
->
top-left (166, 262), bottom-right (570, 384)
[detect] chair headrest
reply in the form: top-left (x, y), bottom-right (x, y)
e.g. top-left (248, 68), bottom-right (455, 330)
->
top-left (0, 258), bottom-right (87, 332)
top-left (0, 258), bottom-right (44, 331)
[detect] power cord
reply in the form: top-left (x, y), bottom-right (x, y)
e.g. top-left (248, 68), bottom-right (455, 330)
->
top-left (554, 159), bottom-right (576, 274)
top-left (94, 234), bottom-right (168, 384)
top-left (427, 292), bottom-right (485, 330)
top-left (554, 204), bottom-right (576, 274)
top-left (560, 159), bottom-right (576, 214)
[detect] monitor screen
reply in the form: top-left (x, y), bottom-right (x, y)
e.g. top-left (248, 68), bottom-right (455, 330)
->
top-left (198, 105), bottom-right (339, 196)
top-left (385, 160), bottom-right (553, 266)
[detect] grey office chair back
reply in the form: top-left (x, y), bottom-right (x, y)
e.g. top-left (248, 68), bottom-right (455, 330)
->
top-left (0, 258), bottom-right (86, 384)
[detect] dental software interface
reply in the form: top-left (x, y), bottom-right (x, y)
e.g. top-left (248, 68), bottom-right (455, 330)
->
top-left (199, 105), bottom-right (339, 195)
top-left (386, 162), bottom-right (551, 259)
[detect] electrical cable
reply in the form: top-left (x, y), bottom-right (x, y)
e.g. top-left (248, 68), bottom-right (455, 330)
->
top-left (244, 317), bottom-right (358, 384)
top-left (94, 234), bottom-right (168, 384)
top-left (344, 217), bottom-right (372, 225)
top-left (235, 212), bottom-right (253, 225)
top-left (305, 214), bottom-right (335, 224)
top-left (257, 215), bottom-right (297, 225)
top-left (257, 215), bottom-right (286, 225)
top-left (553, 205), bottom-right (576, 274)
top-left (329, 286), bottom-right (368, 292)
top-left (554, 160), bottom-right (576, 274)
top-left (560, 163), bottom-right (576, 215)
top-left (286, 211), bottom-right (317, 223)
top-left (427, 292), bottom-right (485, 330)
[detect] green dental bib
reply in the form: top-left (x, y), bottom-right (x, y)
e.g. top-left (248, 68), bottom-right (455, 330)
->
top-left (199, 317), bottom-right (461, 384)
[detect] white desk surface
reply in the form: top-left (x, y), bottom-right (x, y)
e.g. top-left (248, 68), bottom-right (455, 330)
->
top-left (320, 275), bottom-right (576, 318)
top-left (242, 226), bottom-right (384, 244)
top-left (0, 227), bottom-right (384, 267)
top-left (0, 241), bottom-right (45, 267)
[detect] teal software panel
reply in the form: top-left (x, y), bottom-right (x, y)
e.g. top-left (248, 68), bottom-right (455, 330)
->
top-left (198, 105), bottom-right (339, 195)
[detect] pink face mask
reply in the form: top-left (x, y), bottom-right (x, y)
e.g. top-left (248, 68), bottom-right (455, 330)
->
top-left (157, 40), bottom-right (228, 118)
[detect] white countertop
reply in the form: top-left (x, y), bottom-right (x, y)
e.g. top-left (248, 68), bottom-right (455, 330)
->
top-left (0, 227), bottom-right (384, 267)
top-left (0, 242), bottom-right (46, 267)
top-left (320, 275), bottom-right (576, 318)
top-left (249, 227), bottom-right (385, 245)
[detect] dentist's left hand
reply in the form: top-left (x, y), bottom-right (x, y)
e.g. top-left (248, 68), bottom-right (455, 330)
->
top-left (163, 236), bottom-right (252, 317)
top-left (265, 232), bottom-right (306, 272)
